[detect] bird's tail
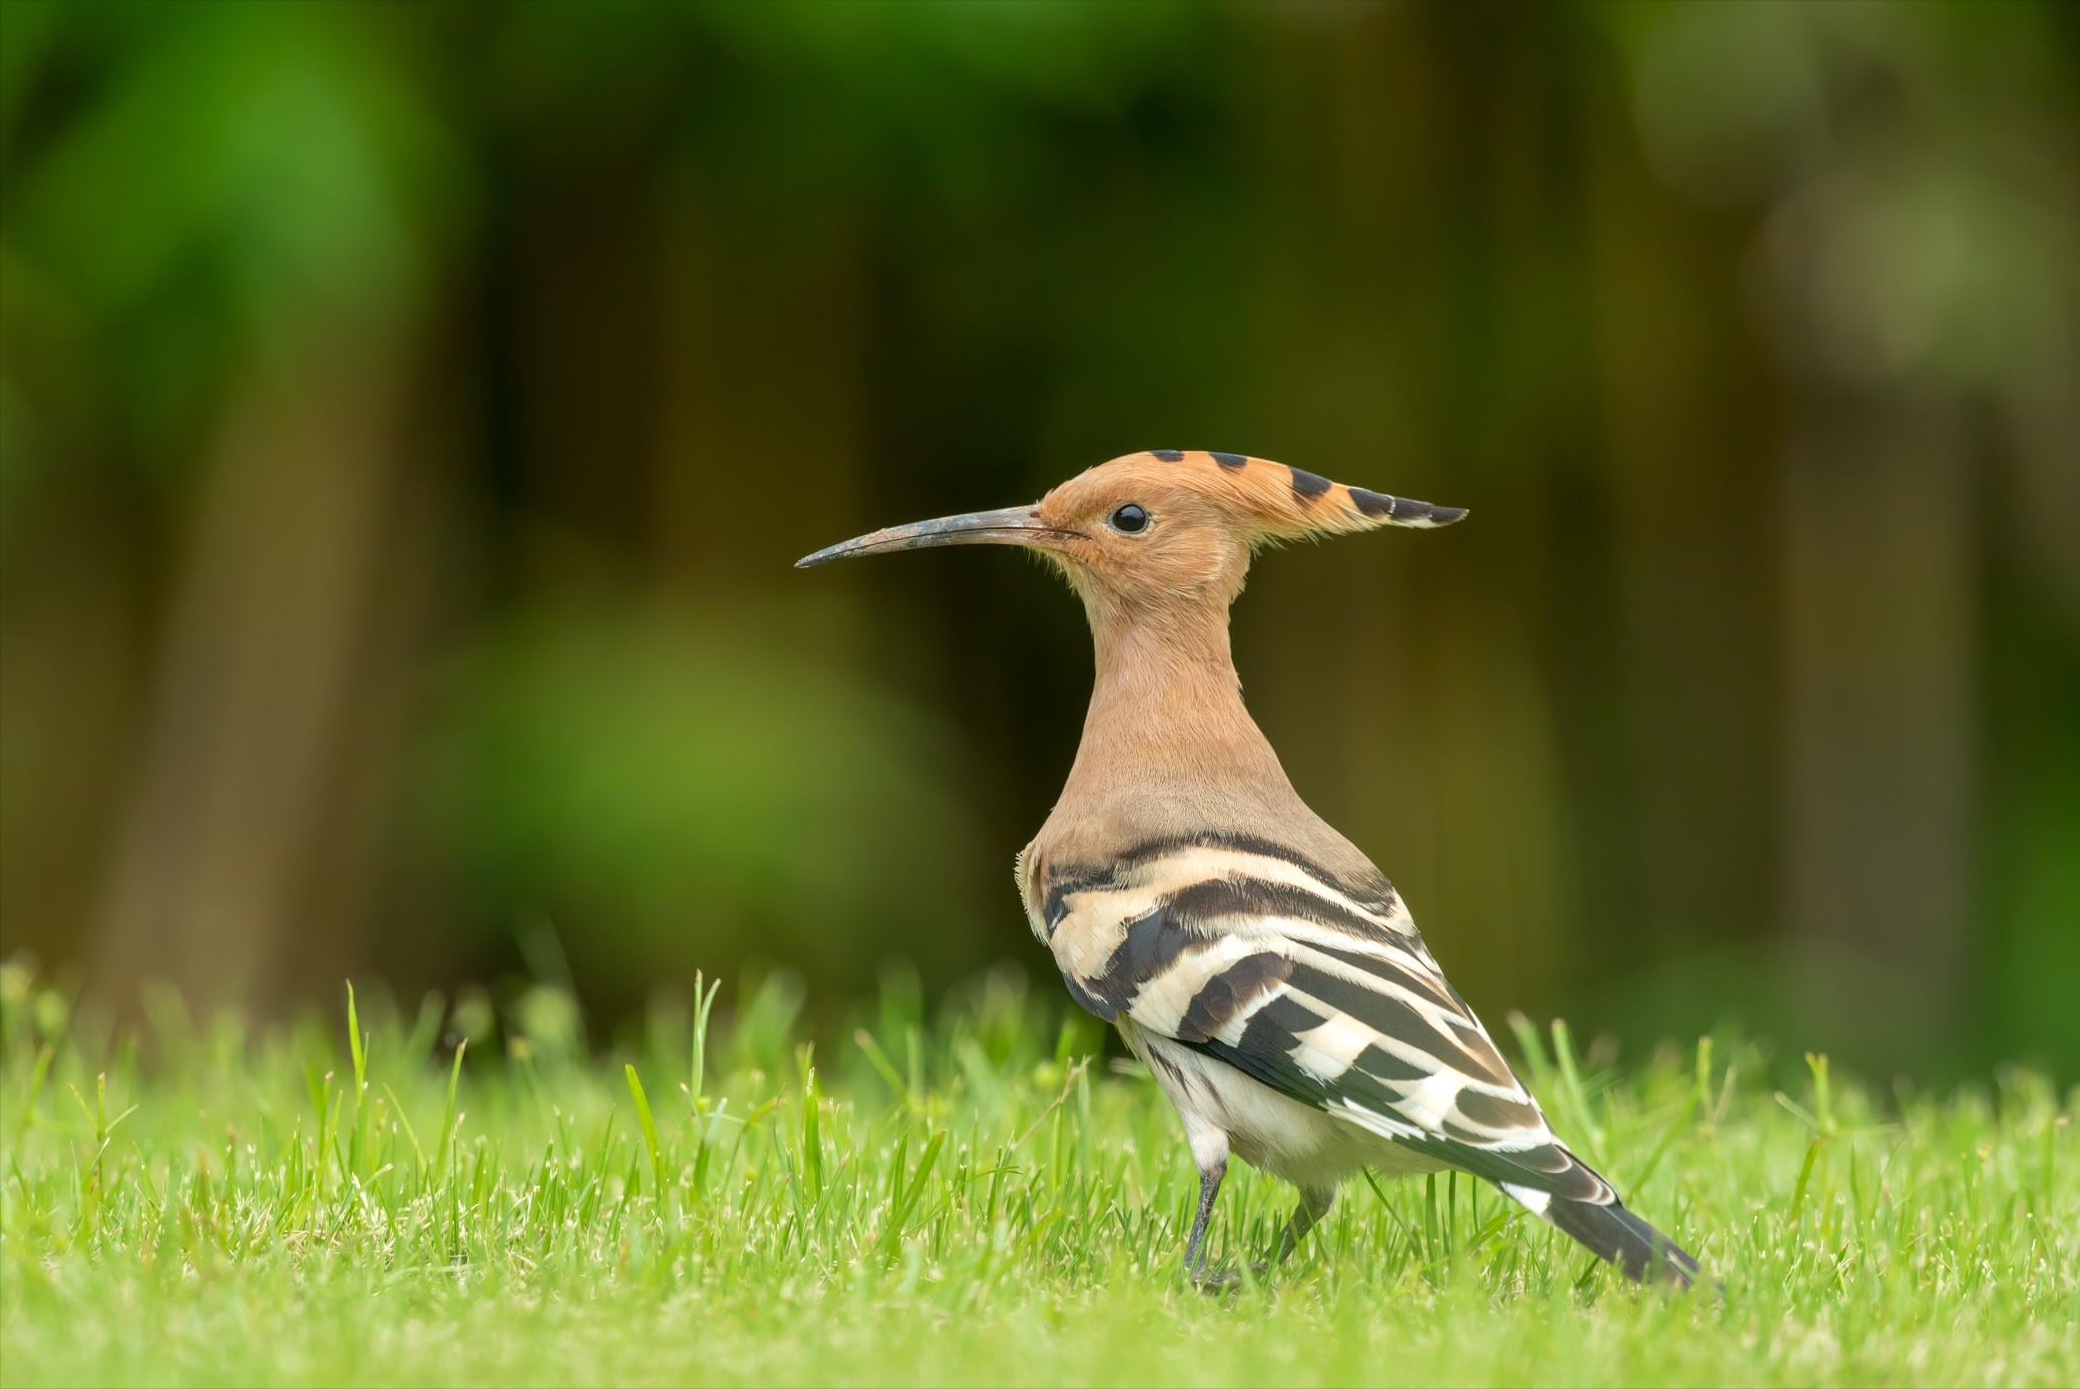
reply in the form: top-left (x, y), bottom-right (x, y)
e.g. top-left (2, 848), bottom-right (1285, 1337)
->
top-left (1541, 1193), bottom-right (1703, 1288)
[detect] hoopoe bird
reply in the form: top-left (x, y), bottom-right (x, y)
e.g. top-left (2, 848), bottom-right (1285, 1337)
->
top-left (799, 450), bottom-right (1703, 1288)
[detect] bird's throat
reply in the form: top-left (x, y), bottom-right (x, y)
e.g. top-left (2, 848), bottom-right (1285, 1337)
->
top-left (1058, 600), bottom-right (1292, 811)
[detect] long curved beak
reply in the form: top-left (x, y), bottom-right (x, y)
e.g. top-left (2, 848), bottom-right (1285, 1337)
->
top-left (795, 504), bottom-right (1077, 569)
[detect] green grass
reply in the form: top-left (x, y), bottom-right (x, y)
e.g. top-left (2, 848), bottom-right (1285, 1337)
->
top-left (2, 964), bottom-right (2074, 1388)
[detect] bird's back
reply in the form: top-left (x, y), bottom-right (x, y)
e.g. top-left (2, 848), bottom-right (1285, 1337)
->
top-left (1019, 786), bottom-right (1509, 1103)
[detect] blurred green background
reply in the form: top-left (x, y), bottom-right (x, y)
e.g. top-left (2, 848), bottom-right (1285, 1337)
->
top-left (2, 0), bottom-right (2075, 1081)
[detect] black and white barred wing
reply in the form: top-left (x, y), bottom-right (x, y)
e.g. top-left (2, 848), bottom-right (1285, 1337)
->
top-left (1038, 834), bottom-right (1615, 1213)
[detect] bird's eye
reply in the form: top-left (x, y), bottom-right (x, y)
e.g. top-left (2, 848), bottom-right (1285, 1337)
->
top-left (1110, 504), bottom-right (1150, 534)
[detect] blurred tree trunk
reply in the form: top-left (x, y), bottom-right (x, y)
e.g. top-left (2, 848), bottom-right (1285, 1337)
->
top-left (90, 336), bottom-right (411, 1013)
top-left (1780, 399), bottom-right (1974, 1070)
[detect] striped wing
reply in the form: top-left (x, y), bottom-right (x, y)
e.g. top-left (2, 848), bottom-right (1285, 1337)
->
top-left (1034, 831), bottom-right (1617, 1210)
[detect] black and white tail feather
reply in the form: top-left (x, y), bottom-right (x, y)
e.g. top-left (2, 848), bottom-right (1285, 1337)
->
top-left (1029, 829), bottom-right (1704, 1288)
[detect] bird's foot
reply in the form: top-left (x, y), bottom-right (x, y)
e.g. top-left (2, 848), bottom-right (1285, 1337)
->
top-left (1188, 1261), bottom-right (1270, 1294)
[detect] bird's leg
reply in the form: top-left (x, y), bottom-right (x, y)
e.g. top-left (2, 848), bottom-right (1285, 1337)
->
top-left (1187, 1177), bottom-right (1329, 1289)
top-left (1182, 1157), bottom-right (1227, 1285)
top-left (1266, 1185), bottom-right (1337, 1267)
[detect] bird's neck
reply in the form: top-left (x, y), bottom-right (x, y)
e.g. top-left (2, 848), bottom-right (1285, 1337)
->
top-left (1056, 599), bottom-right (1295, 816)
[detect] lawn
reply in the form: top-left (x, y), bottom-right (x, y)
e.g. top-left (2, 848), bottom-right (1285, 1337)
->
top-left (2, 964), bottom-right (2073, 1388)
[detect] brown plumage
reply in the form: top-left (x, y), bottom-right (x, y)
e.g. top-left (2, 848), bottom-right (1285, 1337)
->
top-left (799, 449), bottom-right (1703, 1288)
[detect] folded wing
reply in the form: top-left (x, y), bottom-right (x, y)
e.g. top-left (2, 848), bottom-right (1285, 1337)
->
top-left (1044, 831), bottom-right (1613, 1207)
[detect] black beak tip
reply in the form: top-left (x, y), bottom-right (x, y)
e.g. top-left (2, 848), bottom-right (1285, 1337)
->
top-left (1434, 506), bottom-right (1469, 526)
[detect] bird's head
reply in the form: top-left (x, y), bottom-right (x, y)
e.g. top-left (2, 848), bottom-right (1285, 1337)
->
top-left (796, 450), bottom-right (1464, 616)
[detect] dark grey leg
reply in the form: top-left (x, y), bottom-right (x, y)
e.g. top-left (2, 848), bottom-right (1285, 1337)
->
top-left (1182, 1158), bottom-right (1226, 1282)
top-left (1185, 1171), bottom-right (1332, 1290)
top-left (1269, 1185), bottom-right (1337, 1266)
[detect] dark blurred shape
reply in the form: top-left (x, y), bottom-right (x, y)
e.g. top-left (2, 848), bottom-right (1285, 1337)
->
top-left (1, 1), bottom-right (2075, 1079)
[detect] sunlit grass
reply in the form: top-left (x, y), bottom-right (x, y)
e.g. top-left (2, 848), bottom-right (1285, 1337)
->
top-left (1, 963), bottom-right (2073, 1387)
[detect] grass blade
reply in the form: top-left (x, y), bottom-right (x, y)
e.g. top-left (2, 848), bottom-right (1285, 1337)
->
top-left (625, 1063), bottom-right (665, 1196)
